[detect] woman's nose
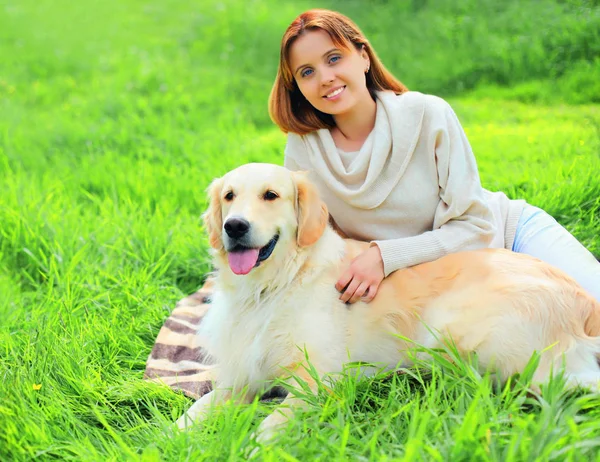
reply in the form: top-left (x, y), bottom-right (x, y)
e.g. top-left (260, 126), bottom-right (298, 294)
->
top-left (320, 67), bottom-right (335, 85)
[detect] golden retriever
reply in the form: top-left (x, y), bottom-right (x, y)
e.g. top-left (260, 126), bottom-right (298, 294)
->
top-left (176, 163), bottom-right (600, 442)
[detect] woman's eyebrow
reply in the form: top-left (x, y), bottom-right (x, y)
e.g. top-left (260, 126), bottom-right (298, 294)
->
top-left (294, 48), bottom-right (340, 75)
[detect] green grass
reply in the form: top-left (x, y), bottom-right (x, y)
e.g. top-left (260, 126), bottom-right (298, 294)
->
top-left (1, 0), bottom-right (599, 460)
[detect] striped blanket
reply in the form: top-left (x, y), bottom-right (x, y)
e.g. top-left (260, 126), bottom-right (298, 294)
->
top-left (144, 277), bottom-right (217, 399)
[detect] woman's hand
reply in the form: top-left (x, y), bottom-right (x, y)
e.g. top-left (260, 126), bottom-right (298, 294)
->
top-left (336, 245), bottom-right (385, 304)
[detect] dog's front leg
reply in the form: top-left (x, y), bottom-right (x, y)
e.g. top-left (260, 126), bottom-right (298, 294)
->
top-left (253, 365), bottom-right (320, 445)
top-left (176, 388), bottom-right (233, 430)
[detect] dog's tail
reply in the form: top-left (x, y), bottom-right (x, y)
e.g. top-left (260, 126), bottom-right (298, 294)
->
top-left (577, 291), bottom-right (600, 369)
top-left (581, 291), bottom-right (600, 339)
top-left (557, 290), bottom-right (600, 390)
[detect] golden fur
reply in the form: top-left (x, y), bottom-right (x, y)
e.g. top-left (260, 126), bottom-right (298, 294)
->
top-left (177, 163), bottom-right (600, 442)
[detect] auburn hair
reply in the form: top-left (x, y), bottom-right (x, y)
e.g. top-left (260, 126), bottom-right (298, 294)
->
top-left (269, 9), bottom-right (408, 135)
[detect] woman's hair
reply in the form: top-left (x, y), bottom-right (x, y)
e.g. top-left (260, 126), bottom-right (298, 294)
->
top-left (269, 9), bottom-right (408, 135)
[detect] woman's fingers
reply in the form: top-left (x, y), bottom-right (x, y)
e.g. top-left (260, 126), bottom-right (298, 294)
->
top-left (349, 281), bottom-right (371, 304)
top-left (339, 277), bottom-right (361, 303)
top-left (335, 268), bottom-right (353, 293)
top-left (362, 283), bottom-right (380, 303)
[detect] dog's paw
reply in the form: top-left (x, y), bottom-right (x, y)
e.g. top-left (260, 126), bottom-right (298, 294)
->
top-left (175, 414), bottom-right (194, 431)
top-left (246, 429), bottom-right (274, 460)
top-left (245, 443), bottom-right (261, 460)
top-left (253, 412), bottom-right (287, 445)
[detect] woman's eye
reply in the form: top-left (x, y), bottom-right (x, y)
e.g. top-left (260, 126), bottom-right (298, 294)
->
top-left (224, 191), bottom-right (234, 201)
top-left (263, 190), bottom-right (279, 201)
top-left (301, 68), bottom-right (313, 78)
top-left (329, 55), bottom-right (341, 64)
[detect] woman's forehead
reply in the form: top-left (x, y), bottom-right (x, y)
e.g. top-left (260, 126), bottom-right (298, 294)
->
top-left (290, 30), bottom-right (336, 62)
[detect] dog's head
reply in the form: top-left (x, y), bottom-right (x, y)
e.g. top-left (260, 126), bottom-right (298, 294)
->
top-left (203, 163), bottom-right (329, 275)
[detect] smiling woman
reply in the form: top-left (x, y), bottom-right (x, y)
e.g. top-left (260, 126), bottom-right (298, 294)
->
top-left (288, 29), bottom-right (376, 147)
top-left (270, 11), bottom-right (407, 140)
top-left (268, 8), bottom-right (600, 304)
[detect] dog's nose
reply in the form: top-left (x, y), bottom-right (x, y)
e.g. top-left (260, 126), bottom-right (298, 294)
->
top-left (224, 217), bottom-right (250, 239)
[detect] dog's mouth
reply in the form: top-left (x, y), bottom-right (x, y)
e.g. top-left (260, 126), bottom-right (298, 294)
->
top-left (227, 234), bottom-right (279, 275)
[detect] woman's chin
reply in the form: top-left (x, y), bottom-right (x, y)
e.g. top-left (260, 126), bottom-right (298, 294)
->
top-left (318, 98), bottom-right (355, 117)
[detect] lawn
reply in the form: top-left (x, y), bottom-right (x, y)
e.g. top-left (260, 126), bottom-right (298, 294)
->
top-left (1, 0), bottom-right (599, 460)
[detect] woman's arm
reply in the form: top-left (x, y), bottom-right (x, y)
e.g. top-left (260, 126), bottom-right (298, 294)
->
top-left (372, 97), bottom-right (496, 277)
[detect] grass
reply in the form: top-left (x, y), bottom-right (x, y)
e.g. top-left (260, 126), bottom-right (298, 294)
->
top-left (0, 0), bottom-right (599, 460)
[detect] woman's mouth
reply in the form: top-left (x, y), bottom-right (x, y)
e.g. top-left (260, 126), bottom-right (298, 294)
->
top-left (324, 86), bottom-right (346, 100)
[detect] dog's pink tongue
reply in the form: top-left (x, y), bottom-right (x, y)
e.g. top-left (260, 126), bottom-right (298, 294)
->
top-left (228, 249), bottom-right (260, 275)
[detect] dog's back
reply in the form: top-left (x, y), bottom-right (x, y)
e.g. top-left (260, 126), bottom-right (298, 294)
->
top-left (354, 247), bottom-right (600, 388)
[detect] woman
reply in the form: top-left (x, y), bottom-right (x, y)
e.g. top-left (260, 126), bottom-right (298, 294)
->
top-left (268, 9), bottom-right (600, 303)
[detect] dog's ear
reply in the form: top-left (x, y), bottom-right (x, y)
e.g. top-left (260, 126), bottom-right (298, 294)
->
top-left (293, 171), bottom-right (329, 247)
top-left (202, 177), bottom-right (225, 250)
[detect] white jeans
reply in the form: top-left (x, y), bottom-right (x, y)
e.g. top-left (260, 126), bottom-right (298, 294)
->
top-left (512, 205), bottom-right (600, 301)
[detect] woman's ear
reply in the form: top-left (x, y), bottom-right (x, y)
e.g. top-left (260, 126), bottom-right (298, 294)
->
top-left (360, 46), bottom-right (370, 71)
top-left (292, 171), bottom-right (329, 247)
top-left (202, 177), bottom-right (225, 250)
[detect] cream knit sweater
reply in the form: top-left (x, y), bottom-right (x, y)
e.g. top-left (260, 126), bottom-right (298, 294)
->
top-left (284, 91), bottom-right (526, 277)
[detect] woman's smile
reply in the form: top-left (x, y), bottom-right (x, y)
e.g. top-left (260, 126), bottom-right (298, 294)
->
top-left (323, 85), bottom-right (346, 100)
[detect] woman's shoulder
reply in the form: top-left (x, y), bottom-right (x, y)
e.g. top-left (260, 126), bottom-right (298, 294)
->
top-left (286, 127), bottom-right (327, 150)
top-left (376, 91), bottom-right (455, 130)
top-left (285, 131), bottom-right (307, 152)
top-left (284, 131), bottom-right (310, 166)
top-left (393, 91), bottom-right (453, 114)
top-left (375, 91), bottom-right (453, 122)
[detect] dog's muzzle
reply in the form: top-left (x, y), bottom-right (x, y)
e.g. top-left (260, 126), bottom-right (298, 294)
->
top-left (222, 217), bottom-right (279, 275)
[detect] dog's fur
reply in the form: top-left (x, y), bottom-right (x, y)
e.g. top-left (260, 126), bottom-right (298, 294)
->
top-left (177, 163), bottom-right (600, 441)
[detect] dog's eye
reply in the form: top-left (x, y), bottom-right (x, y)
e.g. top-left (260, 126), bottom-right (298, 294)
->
top-left (224, 191), bottom-right (234, 201)
top-left (263, 190), bottom-right (279, 201)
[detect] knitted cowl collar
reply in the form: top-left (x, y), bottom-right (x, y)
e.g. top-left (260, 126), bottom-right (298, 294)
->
top-left (303, 90), bottom-right (425, 210)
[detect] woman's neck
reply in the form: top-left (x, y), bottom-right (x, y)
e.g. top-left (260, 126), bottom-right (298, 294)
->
top-left (331, 93), bottom-right (377, 152)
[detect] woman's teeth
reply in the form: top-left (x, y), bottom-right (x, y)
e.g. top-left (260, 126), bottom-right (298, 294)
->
top-left (326, 87), bottom-right (344, 98)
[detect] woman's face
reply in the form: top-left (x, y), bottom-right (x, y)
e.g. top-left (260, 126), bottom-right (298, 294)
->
top-left (289, 29), bottom-right (371, 118)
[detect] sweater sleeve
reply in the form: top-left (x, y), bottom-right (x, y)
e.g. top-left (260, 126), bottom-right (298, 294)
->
top-left (372, 98), bottom-right (496, 276)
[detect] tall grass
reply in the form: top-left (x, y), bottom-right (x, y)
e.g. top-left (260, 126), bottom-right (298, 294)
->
top-left (330, 0), bottom-right (600, 100)
top-left (0, 0), bottom-right (599, 460)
